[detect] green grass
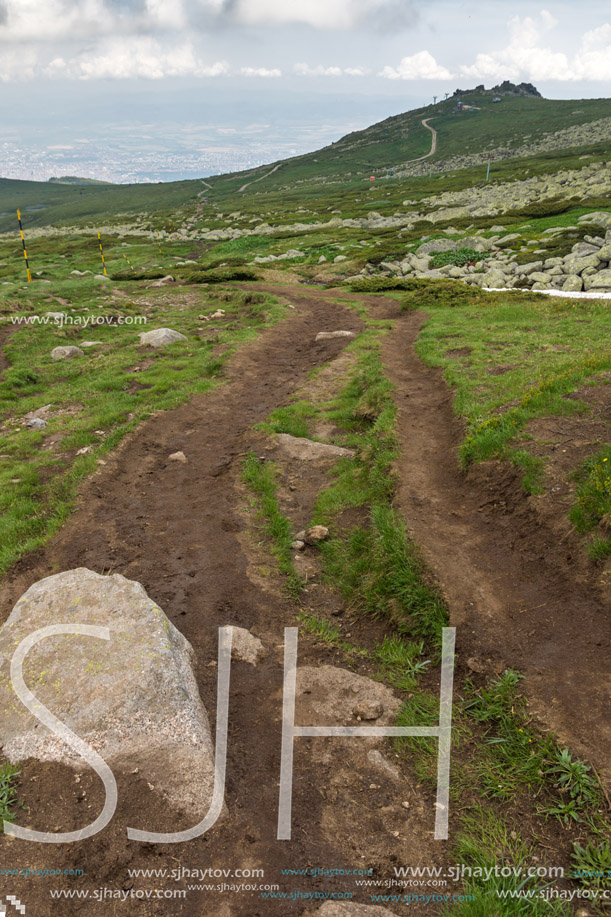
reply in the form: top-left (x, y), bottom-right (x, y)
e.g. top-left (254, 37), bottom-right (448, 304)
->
top-left (241, 453), bottom-right (302, 598)
top-left (569, 445), bottom-right (611, 559)
top-left (410, 290), bottom-right (611, 492)
top-left (443, 809), bottom-right (570, 916)
top-left (0, 268), bottom-right (285, 577)
top-left (0, 763), bottom-right (21, 827)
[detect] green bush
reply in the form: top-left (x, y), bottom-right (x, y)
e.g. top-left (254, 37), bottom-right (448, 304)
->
top-left (430, 247), bottom-right (480, 268)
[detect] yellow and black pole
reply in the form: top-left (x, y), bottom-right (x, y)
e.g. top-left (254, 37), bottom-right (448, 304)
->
top-left (157, 232), bottom-right (163, 256)
top-left (122, 252), bottom-right (135, 272)
top-left (97, 231), bottom-right (107, 276)
top-left (16, 209), bottom-right (32, 283)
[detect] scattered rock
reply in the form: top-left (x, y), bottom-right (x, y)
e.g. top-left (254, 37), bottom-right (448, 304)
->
top-left (315, 331), bottom-right (356, 341)
top-left (466, 656), bottom-right (487, 674)
top-left (229, 627), bottom-right (265, 666)
top-left (304, 525), bottom-right (329, 545)
top-left (80, 341), bottom-right (104, 348)
top-left (333, 255), bottom-right (348, 263)
top-left (0, 569), bottom-right (216, 817)
top-left (50, 346), bottom-right (84, 361)
top-left (366, 749), bottom-right (401, 781)
top-left (44, 311), bottom-right (64, 321)
top-left (291, 540), bottom-right (306, 551)
top-left (353, 701), bottom-right (384, 721)
top-left (169, 451), bottom-right (187, 463)
top-left (149, 275), bottom-right (175, 287)
top-left (276, 433), bottom-right (354, 462)
top-left (25, 418), bottom-right (46, 430)
top-left (139, 328), bottom-right (187, 348)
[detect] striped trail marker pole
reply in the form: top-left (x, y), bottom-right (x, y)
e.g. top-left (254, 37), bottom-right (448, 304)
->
top-left (16, 210), bottom-right (32, 283)
top-left (157, 233), bottom-right (163, 256)
top-left (97, 232), bottom-right (107, 276)
top-left (122, 253), bottom-right (135, 272)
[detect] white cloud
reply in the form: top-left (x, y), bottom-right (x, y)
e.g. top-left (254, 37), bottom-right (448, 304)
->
top-left (240, 66), bottom-right (282, 77)
top-left (227, 0), bottom-right (416, 31)
top-left (294, 63), bottom-right (343, 77)
top-left (460, 10), bottom-right (611, 82)
top-left (379, 50), bottom-right (452, 80)
top-left (41, 38), bottom-right (230, 80)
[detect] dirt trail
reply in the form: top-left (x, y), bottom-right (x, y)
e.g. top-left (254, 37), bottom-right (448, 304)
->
top-left (238, 163), bottom-right (282, 193)
top-left (0, 288), bottom-right (441, 917)
top-left (384, 310), bottom-right (611, 785)
top-left (404, 118), bottom-right (437, 165)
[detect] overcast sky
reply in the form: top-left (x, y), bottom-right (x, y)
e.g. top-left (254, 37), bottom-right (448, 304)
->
top-left (1, 1), bottom-right (610, 180)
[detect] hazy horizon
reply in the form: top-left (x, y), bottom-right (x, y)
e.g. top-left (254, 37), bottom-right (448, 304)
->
top-left (1, 0), bottom-right (611, 183)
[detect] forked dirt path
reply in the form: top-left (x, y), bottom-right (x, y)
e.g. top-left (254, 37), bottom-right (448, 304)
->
top-left (0, 287), bottom-right (444, 917)
top-left (384, 309), bottom-right (611, 785)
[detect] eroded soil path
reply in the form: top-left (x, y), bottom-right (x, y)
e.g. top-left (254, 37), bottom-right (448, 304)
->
top-left (0, 288), bottom-right (442, 917)
top-left (384, 309), bottom-right (611, 785)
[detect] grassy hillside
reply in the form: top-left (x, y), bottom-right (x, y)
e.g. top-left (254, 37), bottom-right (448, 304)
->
top-left (3, 87), bottom-right (611, 236)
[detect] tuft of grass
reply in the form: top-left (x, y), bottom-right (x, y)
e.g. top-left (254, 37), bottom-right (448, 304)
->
top-left (0, 763), bottom-right (21, 827)
top-left (569, 445), bottom-right (611, 560)
top-left (571, 840), bottom-right (611, 891)
top-left (242, 453), bottom-right (302, 598)
top-left (443, 809), bottom-right (569, 916)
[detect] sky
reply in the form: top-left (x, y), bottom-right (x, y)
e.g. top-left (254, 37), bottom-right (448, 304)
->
top-left (1, 0), bottom-right (610, 182)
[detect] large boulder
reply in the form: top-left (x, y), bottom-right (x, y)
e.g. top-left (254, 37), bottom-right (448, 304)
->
top-left (139, 328), bottom-right (187, 348)
top-left (562, 275), bottom-right (584, 292)
top-left (0, 569), bottom-right (214, 817)
top-left (416, 239), bottom-right (456, 256)
top-left (583, 269), bottom-right (611, 291)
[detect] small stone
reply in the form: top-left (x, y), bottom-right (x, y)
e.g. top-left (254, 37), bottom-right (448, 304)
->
top-left (466, 656), bottom-right (487, 674)
top-left (353, 701), bottom-right (384, 721)
top-left (291, 540), bottom-right (306, 551)
top-left (304, 525), bottom-right (329, 545)
top-left (149, 275), bottom-right (175, 287)
top-left (50, 345), bottom-right (84, 361)
top-left (80, 341), bottom-right (103, 348)
top-left (169, 451), bottom-right (187, 463)
top-left (402, 801), bottom-right (410, 809)
top-left (139, 328), bottom-right (187, 348)
top-left (76, 445), bottom-right (92, 455)
top-left (25, 418), bottom-right (46, 429)
top-left (228, 626), bottom-right (265, 666)
top-left (315, 330), bottom-right (356, 341)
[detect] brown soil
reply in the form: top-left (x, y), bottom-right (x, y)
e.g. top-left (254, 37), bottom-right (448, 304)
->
top-left (383, 309), bottom-right (611, 786)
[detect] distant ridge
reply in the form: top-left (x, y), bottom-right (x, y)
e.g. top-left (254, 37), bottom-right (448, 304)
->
top-left (48, 175), bottom-right (113, 185)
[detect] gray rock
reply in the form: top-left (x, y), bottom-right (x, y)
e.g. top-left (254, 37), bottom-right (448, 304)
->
top-left (304, 525), bottom-right (329, 545)
top-left (0, 569), bottom-right (215, 817)
top-left (276, 434), bottom-right (354, 462)
top-left (50, 346), bottom-right (84, 361)
top-left (149, 275), bottom-right (175, 287)
top-left (416, 239), bottom-right (456, 256)
top-left (169, 451), bottom-right (187, 463)
top-left (318, 255), bottom-right (328, 264)
top-left (229, 627), bottom-right (265, 666)
top-left (139, 328), bottom-right (187, 348)
top-left (562, 253), bottom-right (601, 275)
top-left (333, 255), bottom-right (348, 263)
top-left (25, 418), bottom-right (46, 429)
top-left (583, 269), bottom-right (611, 290)
top-left (596, 243), bottom-right (611, 261)
top-left (562, 275), bottom-right (584, 292)
top-left (497, 233), bottom-right (521, 245)
top-left (353, 701), bottom-right (384, 721)
top-left (45, 311), bottom-right (65, 321)
top-left (315, 331), bottom-right (356, 342)
top-left (529, 272), bottom-right (552, 284)
top-left (519, 261), bottom-right (544, 276)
